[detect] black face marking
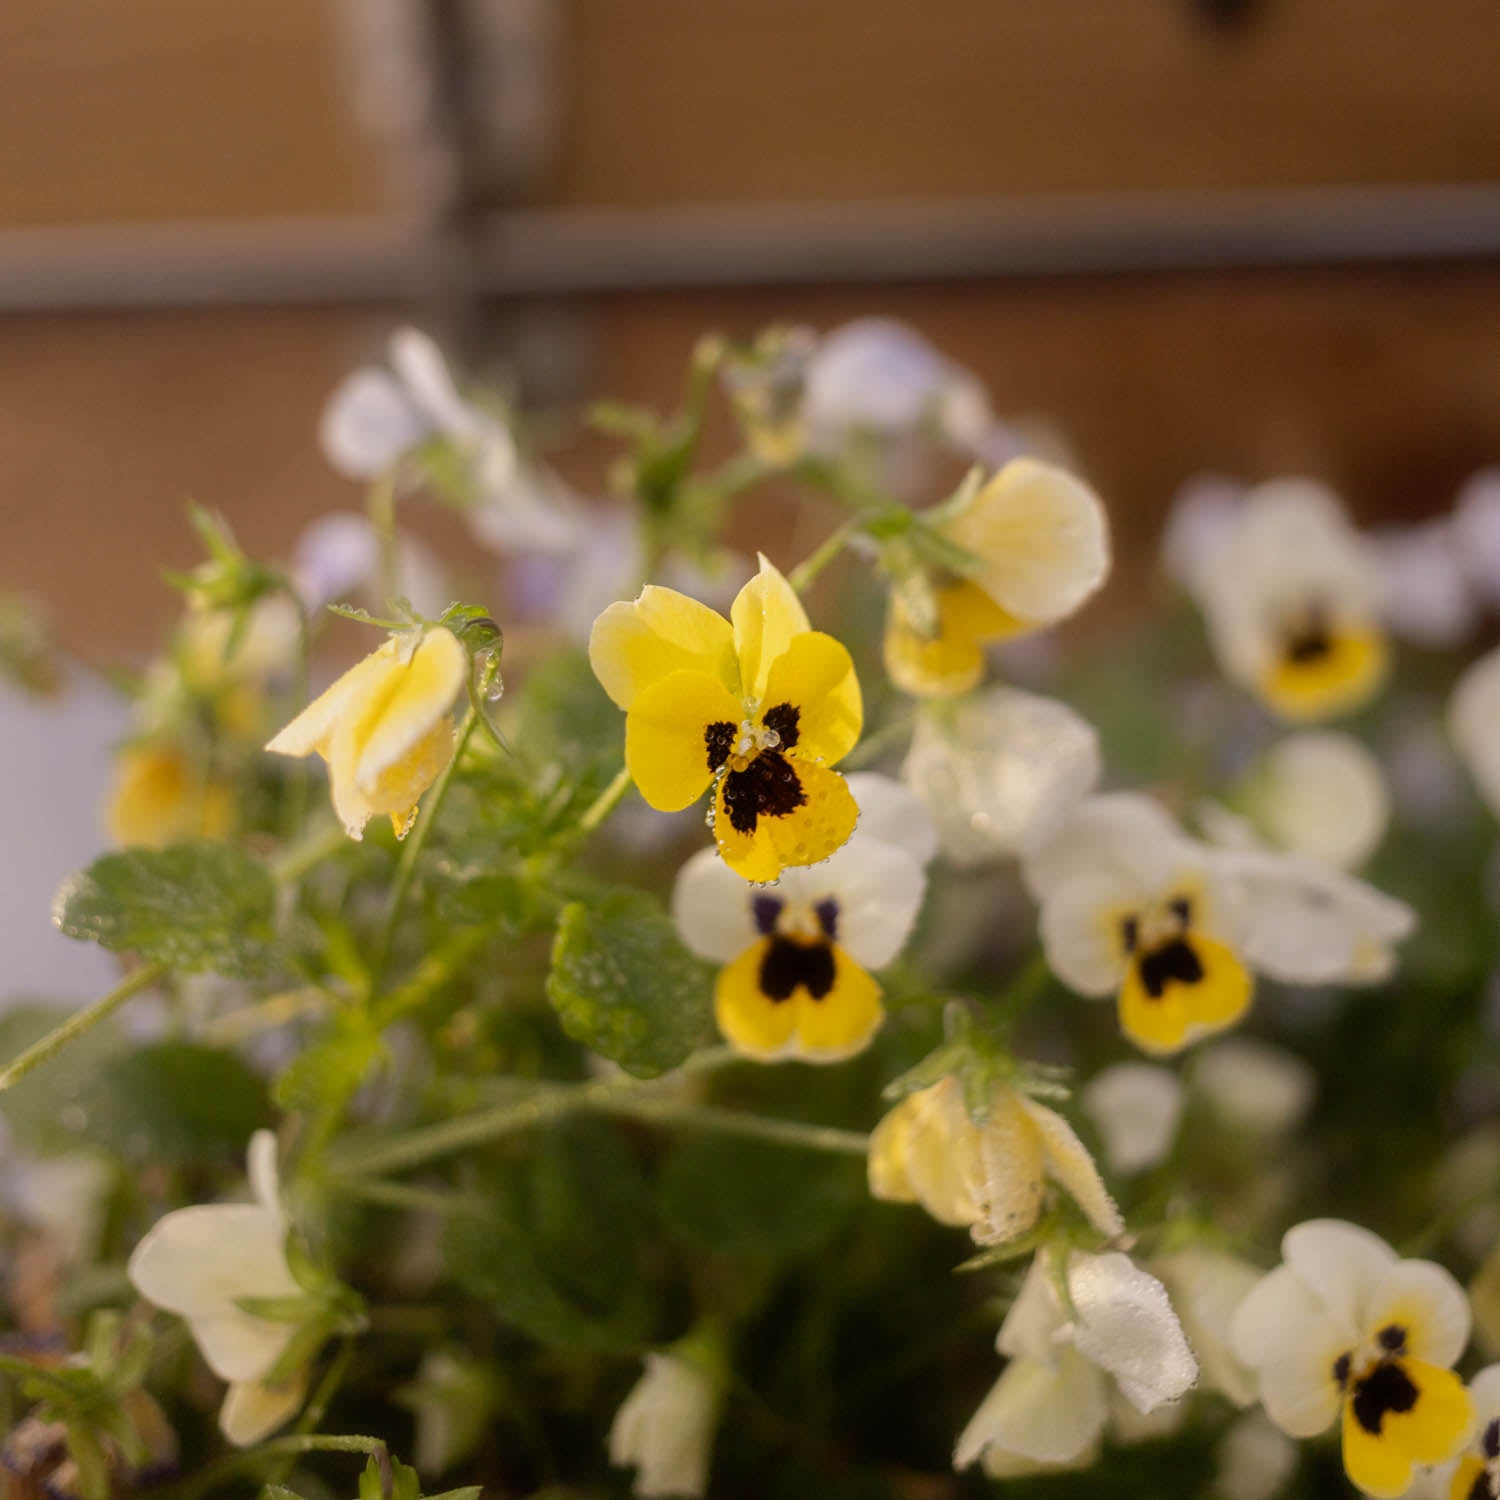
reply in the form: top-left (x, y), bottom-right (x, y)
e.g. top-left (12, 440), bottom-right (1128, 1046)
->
top-left (814, 898), bottom-right (839, 940)
top-left (1136, 937), bottom-right (1205, 1000)
top-left (705, 720), bottom-right (737, 772)
top-left (762, 702), bottom-right (800, 750)
top-left (1284, 604), bottom-right (1334, 666)
top-left (1168, 895), bottom-right (1192, 925)
top-left (759, 937), bottom-right (836, 1001)
top-left (1377, 1324), bottom-right (1406, 1355)
top-left (1121, 915), bottom-right (1140, 953)
top-left (1351, 1361), bottom-right (1419, 1436)
top-left (1485, 1419), bottom-right (1500, 1461)
top-left (1332, 1352), bottom-right (1352, 1389)
top-left (723, 750), bottom-right (806, 835)
top-left (752, 894), bottom-right (782, 937)
top-left (1467, 1468), bottom-right (1495, 1500)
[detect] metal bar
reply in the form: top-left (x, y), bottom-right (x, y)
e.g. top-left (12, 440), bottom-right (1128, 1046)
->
top-left (2, 183), bottom-right (1499, 313)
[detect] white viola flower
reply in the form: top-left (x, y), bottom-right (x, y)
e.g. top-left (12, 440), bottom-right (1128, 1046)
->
top-left (1080, 1062), bottom-right (1184, 1175)
top-left (1412, 1363), bottom-right (1500, 1500)
top-left (1248, 731), bottom-right (1391, 871)
top-left (127, 1131), bottom-right (309, 1447)
top-left (954, 1248), bottom-right (1197, 1476)
top-left (868, 1072), bottom-right (1122, 1248)
top-left (1191, 479), bottom-right (1388, 722)
top-left (1151, 1246), bottom-right (1263, 1406)
top-left (608, 1348), bottom-right (721, 1499)
top-left (290, 513), bottom-right (452, 619)
top-left (1023, 794), bottom-right (1254, 1056)
top-left (1229, 1219), bottom-right (1474, 1498)
top-left (1161, 473), bottom-right (1247, 595)
top-left (1192, 1037), bottom-right (1315, 1139)
top-left (1450, 644), bottom-right (1500, 820)
top-left (901, 687), bottom-right (1101, 867)
top-left (1215, 1412), bottom-right (1300, 1500)
top-left (1374, 521), bottom-right (1479, 649)
top-left (467, 460), bottom-right (587, 556)
top-left (672, 774), bottom-right (933, 1063)
top-left (319, 326), bottom-right (516, 492)
top-left (1453, 469), bottom-right (1500, 611)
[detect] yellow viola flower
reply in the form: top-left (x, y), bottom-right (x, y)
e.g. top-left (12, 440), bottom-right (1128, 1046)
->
top-left (867, 1074), bottom-right (1122, 1248)
top-left (265, 626), bottom-right (467, 841)
top-left (883, 459), bottom-right (1109, 698)
top-left (1230, 1220), bottom-right (1474, 1499)
top-left (1426, 1365), bottom-right (1500, 1500)
top-left (672, 774), bottom-right (935, 1063)
top-left (105, 744), bottom-right (235, 849)
top-left (589, 556), bottom-right (863, 882)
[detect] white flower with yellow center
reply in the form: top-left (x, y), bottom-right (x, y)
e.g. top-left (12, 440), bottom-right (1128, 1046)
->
top-left (1192, 479), bottom-right (1388, 722)
top-left (900, 686), bottom-right (1101, 867)
top-left (672, 774), bottom-right (933, 1063)
top-left (1216, 1412), bottom-right (1300, 1500)
top-left (883, 459), bottom-right (1110, 698)
top-left (127, 1132), bottom-right (309, 1447)
top-left (867, 1073), bottom-right (1122, 1247)
top-left (1080, 1062), bottom-right (1184, 1176)
top-left (1024, 794), bottom-right (1254, 1056)
top-left (1229, 1220), bottom-right (1474, 1499)
top-left (1191, 1037), bottom-right (1315, 1139)
top-left (954, 1248), bottom-right (1197, 1477)
top-left (1450, 644), bottom-right (1500, 820)
top-left (608, 1347), bottom-right (722, 1499)
top-left (265, 625), bottom-right (467, 841)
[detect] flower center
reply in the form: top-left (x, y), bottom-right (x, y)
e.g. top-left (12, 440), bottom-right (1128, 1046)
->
top-left (706, 703), bottom-right (807, 836)
top-left (751, 894), bottom-right (840, 1001)
top-left (1121, 896), bottom-right (1200, 1000)
top-left (1333, 1325), bottom-right (1420, 1437)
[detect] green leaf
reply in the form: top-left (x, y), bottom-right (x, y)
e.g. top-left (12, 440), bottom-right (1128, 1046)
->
top-left (658, 1134), bottom-right (864, 1257)
top-left (53, 841), bottom-right (280, 977)
top-left (443, 1120), bottom-right (652, 1352)
top-left (82, 1042), bottom-right (272, 1168)
top-left (546, 889), bottom-right (714, 1079)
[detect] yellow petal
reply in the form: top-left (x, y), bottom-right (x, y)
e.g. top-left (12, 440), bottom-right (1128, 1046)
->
top-left (883, 581), bottom-right (1023, 698)
top-left (1342, 1361), bottom-right (1473, 1498)
top-left (627, 670), bottom-right (744, 812)
top-left (589, 586), bottom-right (739, 711)
top-left (715, 940), bottom-right (800, 1059)
top-left (219, 1370), bottom-right (309, 1448)
top-left (868, 1096), bottom-right (920, 1205)
top-left (1019, 1097), bottom-right (1123, 1240)
top-left (713, 759), bottom-right (859, 881)
top-left (732, 554), bottom-right (810, 704)
top-left (265, 638), bottom-right (397, 759)
top-left (1259, 626), bottom-right (1389, 723)
top-left (106, 746), bottom-right (235, 848)
top-left (350, 628), bottom-right (467, 791)
top-left (759, 631), bottom-right (863, 767)
top-left (1118, 934), bottom-right (1252, 1056)
top-left (793, 944), bottom-right (884, 1061)
top-left (1448, 1454), bottom-right (1487, 1500)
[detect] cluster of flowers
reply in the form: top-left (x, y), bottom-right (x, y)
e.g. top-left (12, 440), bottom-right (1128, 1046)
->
top-left (21, 318), bottom-right (1500, 1500)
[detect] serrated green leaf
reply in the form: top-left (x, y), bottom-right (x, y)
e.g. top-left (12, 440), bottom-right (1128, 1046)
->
top-left (658, 1134), bottom-right (864, 1257)
top-left (53, 842), bottom-right (280, 977)
top-left (546, 890), bottom-right (713, 1079)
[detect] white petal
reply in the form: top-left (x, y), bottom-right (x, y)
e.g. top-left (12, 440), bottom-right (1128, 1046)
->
top-left (469, 463), bottom-right (584, 556)
top-left (670, 847), bottom-right (761, 963)
top-left (1036, 872), bottom-right (1133, 997)
top-left (1255, 732), bottom-right (1390, 870)
top-left (1152, 1248), bottom-right (1263, 1407)
top-left (1022, 793), bottom-right (1187, 906)
top-left (607, 1353), bottom-right (716, 1499)
top-left (319, 368), bottom-right (428, 479)
top-left (1257, 1318), bottom-right (1348, 1438)
top-left (1467, 1363), bottom-right (1500, 1426)
top-left (1161, 474), bottom-right (1245, 594)
top-left (1080, 1063), bottom-right (1185, 1175)
top-left (1065, 1251), bottom-right (1198, 1413)
top-left (291, 513), bottom-right (380, 611)
top-left (219, 1372), bottom-right (307, 1447)
top-left (843, 772), bottom-right (938, 865)
top-left (902, 688), bottom-right (1100, 867)
top-left (1109, 1382), bottom-right (1187, 1444)
top-left (1450, 645), bottom-right (1500, 821)
top-left (808, 834), bottom-right (927, 970)
top-left (1228, 1265), bottom-right (1326, 1373)
top-left (1215, 1412), bottom-right (1300, 1500)
top-left (1364, 1258), bottom-right (1471, 1368)
top-left (1453, 469), bottom-right (1500, 609)
top-left (1193, 1038), bottom-right (1315, 1137)
top-left (802, 318), bottom-right (952, 440)
top-left (1283, 1219), bottom-right (1397, 1338)
top-left (1376, 521), bottom-right (1478, 649)
top-left (246, 1131), bottom-right (282, 1224)
top-left (997, 1254), bottom-right (1069, 1363)
top-left (967, 1092), bottom-right (1047, 1246)
top-left (1021, 1098), bottom-right (1123, 1240)
top-left (388, 327), bottom-right (473, 437)
top-left (953, 1349), bottom-right (1109, 1470)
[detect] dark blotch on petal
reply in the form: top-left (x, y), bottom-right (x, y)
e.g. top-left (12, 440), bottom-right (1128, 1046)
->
top-left (1351, 1361), bottom-right (1419, 1436)
top-left (1469, 1466), bottom-right (1496, 1500)
top-left (1484, 1418), bottom-right (1500, 1461)
top-left (1332, 1352), bottom-right (1352, 1389)
top-left (763, 702), bottom-right (800, 750)
top-left (724, 750), bottom-right (807, 835)
top-left (705, 721), bottom-right (737, 772)
top-left (752, 894), bottom-right (782, 937)
top-left (1137, 937), bottom-right (1205, 1000)
top-left (814, 898), bottom-right (839, 941)
top-left (759, 937), bottom-right (836, 1001)
top-left (1377, 1325), bottom-right (1407, 1354)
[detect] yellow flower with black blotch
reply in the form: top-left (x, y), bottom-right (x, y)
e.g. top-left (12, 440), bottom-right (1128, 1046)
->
top-left (883, 458), bottom-right (1109, 698)
top-left (672, 774), bottom-right (934, 1061)
top-left (1230, 1220), bottom-right (1474, 1499)
top-left (265, 626), bottom-right (466, 841)
top-left (105, 743), bottom-right (235, 849)
top-left (590, 556), bottom-right (863, 883)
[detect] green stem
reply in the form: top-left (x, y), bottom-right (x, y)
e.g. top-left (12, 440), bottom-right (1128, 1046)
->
top-left (271, 821), bottom-right (348, 885)
top-left (163, 1432), bottom-right (390, 1500)
top-left (787, 517), bottom-right (861, 595)
top-left (0, 963), bottom-right (165, 1091)
top-left (575, 763), bottom-right (632, 837)
top-left (595, 1096), bottom-right (870, 1155)
top-left (367, 473), bottom-right (398, 608)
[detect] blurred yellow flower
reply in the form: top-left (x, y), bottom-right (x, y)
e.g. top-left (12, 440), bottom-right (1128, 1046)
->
top-left (105, 744), bottom-right (235, 849)
top-left (590, 556), bottom-right (863, 882)
top-left (266, 626), bottom-right (466, 841)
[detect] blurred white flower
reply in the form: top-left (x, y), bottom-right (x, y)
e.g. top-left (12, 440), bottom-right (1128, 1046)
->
top-left (954, 1248), bottom-right (1197, 1476)
top-left (869, 1073), bottom-right (1122, 1247)
top-left (1191, 479), bottom-right (1387, 723)
top-left (1374, 521), bottom-right (1478, 649)
top-left (1215, 1412), bottom-right (1300, 1500)
top-left (608, 1348), bottom-right (721, 1499)
top-left (1151, 1246), bottom-right (1262, 1405)
top-left (1450, 644), bottom-right (1500, 819)
top-left (1230, 1219), bottom-right (1473, 1498)
top-left (127, 1131), bottom-right (308, 1446)
top-left (291, 512), bottom-right (451, 620)
top-left (1161, 473), bottom-right (1247, 595)
top-left (902, 686), bottom-right (1100, 866)
top-left (1452, 469), bottom-right (1500, 610)
top-left (1192, 1037), bottom-right (1315, 1138)
top-left (1248, 731), bottom-right (1391, 870)
top-left (7, 1151), bottom-right (111, 1266)
top-left (1080, 1062), bottom-right (1183, 1175)
top-left (467, 460), bottom-right (586, 555)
